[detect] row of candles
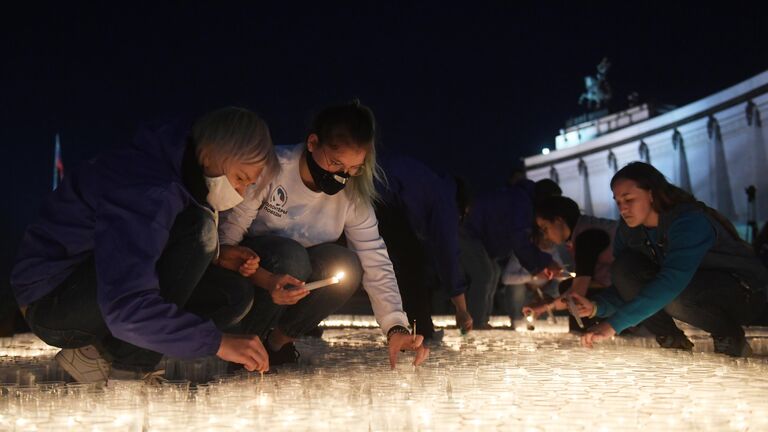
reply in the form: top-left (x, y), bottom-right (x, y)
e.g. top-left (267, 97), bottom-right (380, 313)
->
top-left (1, 326), bottom-right (767, 431)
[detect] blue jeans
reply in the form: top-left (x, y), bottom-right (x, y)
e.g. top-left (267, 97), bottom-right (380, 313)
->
top-left (612, 250), bottom-right (765, 339)
top-left (501, 284), bottom-right (527, 321)
top-left (25, 205), bottom-right (253, 372)
top-left (236, 235), bottom-right (362, 339)
top-left (459, 231), bottom-right (500, 327)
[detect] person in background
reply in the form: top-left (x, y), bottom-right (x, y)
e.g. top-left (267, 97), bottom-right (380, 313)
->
top-left (573, 162), bottom-right (768, 357)
top-left (506, 166), bottom-right (527, 188)
top-left (11, 108), bottom-right (279, 383)
top-left (523, 196), bottom-right (617, 332)
top-left (500, 243), bottom-right (567, 328)
top-left (375, 154), bottom-right (473, 339)
top-left (461, 178), bottom-right (563, 328)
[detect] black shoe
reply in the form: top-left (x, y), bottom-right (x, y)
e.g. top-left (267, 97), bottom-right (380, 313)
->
top-left (713, 336), bottom-right (753, 357)
top-left (656, 334), bottom-right (694, 351)
top-left (424, 329), bottom-right (444, 344)
top-left (748, 302), bottom-right (768, 326)
top-left (267, 342), bottom-right (301, 366)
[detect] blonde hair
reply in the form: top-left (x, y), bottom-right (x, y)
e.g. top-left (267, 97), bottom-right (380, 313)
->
top-left (193, 106), bottom-right (280, 197)
top-left (344, 140), bottom-right (385, 206)
top-left (308, 100), bottom-right (384, 205)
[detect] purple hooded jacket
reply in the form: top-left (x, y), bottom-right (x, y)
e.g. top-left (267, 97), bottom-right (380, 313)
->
top-left (11, 120), bottom-right (222, 358)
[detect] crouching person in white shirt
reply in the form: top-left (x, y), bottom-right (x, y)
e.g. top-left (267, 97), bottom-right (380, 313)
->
top-left (216, 100), bottom-right (429, 369)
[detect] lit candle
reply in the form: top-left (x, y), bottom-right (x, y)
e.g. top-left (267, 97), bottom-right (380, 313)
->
top-left (555, 270), bottom-right (577, 280)
top-left (302, 272), bottom-right (345, 291)
top-left (525, 311), bottom-right (535, 331)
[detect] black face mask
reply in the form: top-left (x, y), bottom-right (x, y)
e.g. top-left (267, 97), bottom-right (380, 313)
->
top-left (306, 149), bottom-right (350, 195)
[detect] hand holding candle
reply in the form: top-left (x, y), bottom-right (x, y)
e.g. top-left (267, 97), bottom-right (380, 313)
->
top-left (266, 273), bottom-right (310, 305)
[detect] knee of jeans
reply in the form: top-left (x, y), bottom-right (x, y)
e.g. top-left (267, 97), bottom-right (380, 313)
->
top-left (219, 279), bottom-right (255, 329)
top-left (612, 250), bottom-right (658, 300)
top-left (248, 237), bottom-right (312, 281)
top-left (663, 299), bottom-right (686, 320)
top-left (174, 206), bottom-right (219, 259)
top-left (318, 245), bottom-right (363, 292)
top-left (338, 250), bottom-right (363, 292)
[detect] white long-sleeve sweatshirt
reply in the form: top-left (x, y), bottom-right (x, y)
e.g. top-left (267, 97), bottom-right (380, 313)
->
top-left (219, 143), bottom-right (409, 334)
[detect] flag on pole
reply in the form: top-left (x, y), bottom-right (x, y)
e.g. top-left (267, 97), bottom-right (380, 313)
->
top-left (53, 134), bottom-right (64, 190)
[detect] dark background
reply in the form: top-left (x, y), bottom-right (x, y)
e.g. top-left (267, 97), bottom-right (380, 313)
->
top-left (2, 1), bottom-right (768, 292)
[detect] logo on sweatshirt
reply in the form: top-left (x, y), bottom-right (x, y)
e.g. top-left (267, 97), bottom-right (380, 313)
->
top-left (270, 186), bottom-right (288, 207)
top-left (261, 185), bottom-right (289, 218)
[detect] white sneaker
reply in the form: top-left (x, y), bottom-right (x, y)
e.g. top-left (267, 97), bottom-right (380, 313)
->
top-left (55, 345), bottom-right (111, 384)
top-left (108, 368), bottom-right (167, 387)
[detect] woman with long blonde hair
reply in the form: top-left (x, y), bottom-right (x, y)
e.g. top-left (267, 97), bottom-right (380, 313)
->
top-left (217, 100), bottom-right (428, 370)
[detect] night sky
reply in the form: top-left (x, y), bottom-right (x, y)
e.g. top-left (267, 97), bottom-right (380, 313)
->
top-left (2, 2), bottom-right (768, 284)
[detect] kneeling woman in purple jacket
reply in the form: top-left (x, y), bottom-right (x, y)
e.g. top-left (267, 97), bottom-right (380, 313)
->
top-left (12, 107), bottom-right (279, 382)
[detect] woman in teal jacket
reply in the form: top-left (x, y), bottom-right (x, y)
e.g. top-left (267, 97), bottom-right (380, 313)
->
top-left (574, 162), bottom-right (768, 357)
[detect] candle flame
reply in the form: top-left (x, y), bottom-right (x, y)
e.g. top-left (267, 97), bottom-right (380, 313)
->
top-left (335, 271), bottom-right (345, 280)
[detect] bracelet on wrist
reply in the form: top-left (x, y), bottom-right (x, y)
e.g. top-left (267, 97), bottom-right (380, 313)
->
top-left (588, 302), bottom-right (598, 319)
top-left (386, 325), bottom-right (410, 342)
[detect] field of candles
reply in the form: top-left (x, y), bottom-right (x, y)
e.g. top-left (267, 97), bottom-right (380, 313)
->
top-left (1, 316), bottom-right (767, 431)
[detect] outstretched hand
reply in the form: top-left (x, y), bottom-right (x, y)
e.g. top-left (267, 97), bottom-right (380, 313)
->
top-left (217, 333), bottom-right (269, 372)
top-left (450, 294), bottom-right (473, 334)
top-left (388, 333), bottom-right (429, 369)
top-left (456, 309), bottom-right (474, 334)
top-left (581, 321), bottom-right (616, 348)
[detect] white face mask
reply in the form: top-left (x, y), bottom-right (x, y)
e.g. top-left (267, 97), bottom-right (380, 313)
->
top-left (204, 175), bottom-right (244, 211)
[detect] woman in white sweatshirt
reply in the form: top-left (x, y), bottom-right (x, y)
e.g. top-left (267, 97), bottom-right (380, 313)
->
top-left (215, 100), bottom-right (428, 369)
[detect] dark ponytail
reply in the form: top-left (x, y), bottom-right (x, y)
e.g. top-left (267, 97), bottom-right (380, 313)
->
top-left (310, 99), bottom-right (376, 147)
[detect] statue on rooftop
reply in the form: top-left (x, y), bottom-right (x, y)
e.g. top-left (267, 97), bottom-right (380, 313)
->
top-left (579, 57), bottom-right (613, 110)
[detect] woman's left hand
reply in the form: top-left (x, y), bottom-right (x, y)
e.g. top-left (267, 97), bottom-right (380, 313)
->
top-left (388, 333), bottom-right (430, 369)
top-left (215, 245), bottom-right (260, 276)
top-left (581, 321), bottom-right (616, 348)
